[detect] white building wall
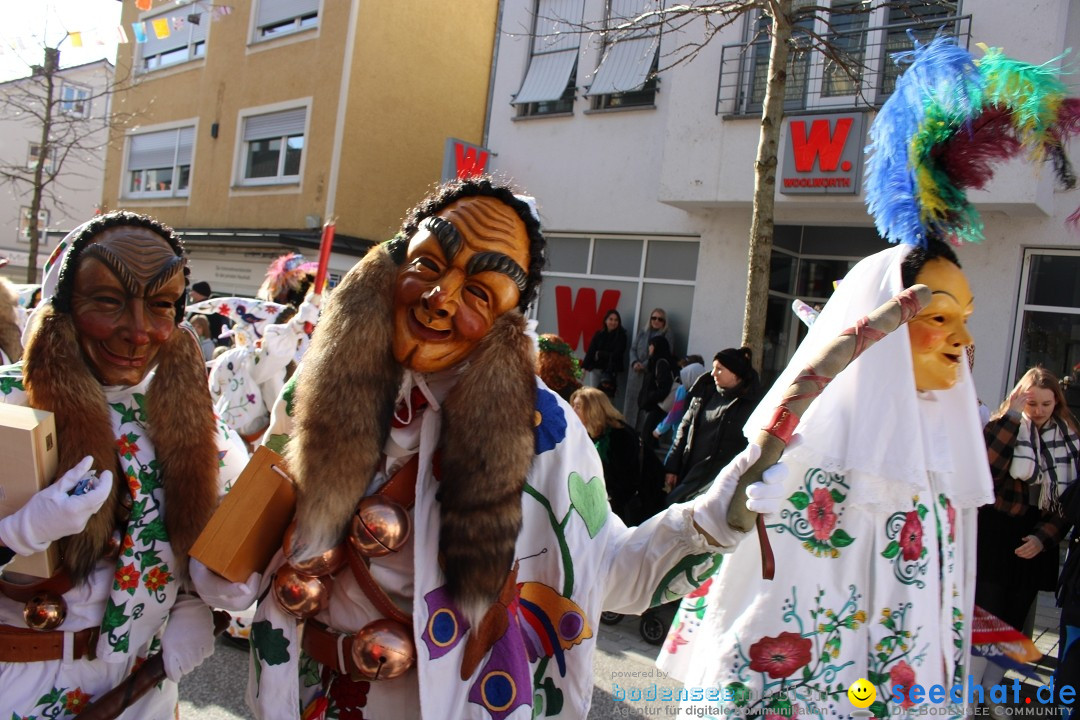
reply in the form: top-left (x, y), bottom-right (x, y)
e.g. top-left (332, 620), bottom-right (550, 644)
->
top-left (487, 0), bottom-right (1079, 405)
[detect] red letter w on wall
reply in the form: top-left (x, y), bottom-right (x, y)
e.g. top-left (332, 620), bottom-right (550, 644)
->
top-left (454, 143), bottom-right (490, 179)
top-left (791, 117), bottom-right (852, 172)
top-left (555, 286), bottom-right (621, 351)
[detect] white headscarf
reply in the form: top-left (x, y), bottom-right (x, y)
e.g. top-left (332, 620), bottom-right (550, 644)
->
top-left (744, 244), bottom-right (993, 511)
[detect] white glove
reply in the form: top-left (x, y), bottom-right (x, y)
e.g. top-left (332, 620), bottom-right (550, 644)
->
top-left (690, 444), bottom-right (787, 550)
top-left (162, 596), bottom-right (216, 682)
top-left (189, 558), bottom-right (261, 612)
top-left (290, 295), bottom-right (321, 330)
top-left (0, 456), bottom-right (114, 555)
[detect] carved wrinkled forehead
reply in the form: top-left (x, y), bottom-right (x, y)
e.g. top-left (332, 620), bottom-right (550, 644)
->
top-left (79, 227), bottom-right (184, 296)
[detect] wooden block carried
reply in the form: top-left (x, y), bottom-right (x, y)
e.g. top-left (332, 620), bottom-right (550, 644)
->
top-left (0, 405), bottom-right (59, 579)
top-left (191, 446), bottom-right (296, 582)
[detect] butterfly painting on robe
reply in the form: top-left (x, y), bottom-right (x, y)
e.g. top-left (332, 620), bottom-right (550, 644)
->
top-left (421, 564), bottom-right (593, 720)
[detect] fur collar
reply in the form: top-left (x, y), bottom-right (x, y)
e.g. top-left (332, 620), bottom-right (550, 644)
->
top-left (23, 307), bottom-right (219, 583)
top-left (286, 243), bottom-right (536, 617)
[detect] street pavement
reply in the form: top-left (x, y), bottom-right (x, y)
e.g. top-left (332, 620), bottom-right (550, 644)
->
top-left (178, 611), bottom-right (684, 718)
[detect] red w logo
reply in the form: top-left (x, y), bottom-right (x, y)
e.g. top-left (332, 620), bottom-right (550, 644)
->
top-left (554, 286), bottom-right (621, 351)
top-left (790, 117), bottom-right (853, 172)
top-left (454, 143), bottom-right (490, 179)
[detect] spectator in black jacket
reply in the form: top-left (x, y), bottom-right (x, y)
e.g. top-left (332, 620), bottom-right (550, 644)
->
top-left (664, 346), bottom-right (763, 504)
top-left (582, 309), bottom-right (628, 398)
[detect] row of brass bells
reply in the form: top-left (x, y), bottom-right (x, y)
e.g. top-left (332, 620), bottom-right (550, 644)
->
top-left (349, 496), bottom-right (411, 557)
top-left (24, 592), bottom-right (67, 631)
top-left (272, 523), bottom-right (343, 619)
top-left (350, 618), bottom-right (416, 680)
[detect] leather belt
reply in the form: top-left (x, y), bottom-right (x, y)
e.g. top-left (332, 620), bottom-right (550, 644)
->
top-left (0, 624), bottom-right (99, 662)
top-left (302, 619), bottom-right (359, 677)
top-left (0, 569), bottom-right (75, 602)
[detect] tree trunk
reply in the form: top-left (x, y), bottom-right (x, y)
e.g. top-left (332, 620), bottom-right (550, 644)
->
top-left (26, 47), bottom-right (59, 284)
top-left (741, 0), bottom-right (792, 371)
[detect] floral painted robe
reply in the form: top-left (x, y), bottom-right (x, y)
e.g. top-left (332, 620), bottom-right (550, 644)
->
top-left (247, 372), bottom-right (725, 720)
top-left (657, 392), bottom-right (977, 719)
top-left (0, 364), bottom-right (248, 720)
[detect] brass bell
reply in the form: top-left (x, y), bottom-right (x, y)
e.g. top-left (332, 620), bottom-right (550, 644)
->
top-left (282, 523), bottom-right (345, 577)
top-left (349, 496), bottom-right (411, 557)
top-left (24, 592), bottom-right (67, 631)
top-left (272, 565), bottom-right (330, 619)
top-left (350, 619), bottom-right (416, 680)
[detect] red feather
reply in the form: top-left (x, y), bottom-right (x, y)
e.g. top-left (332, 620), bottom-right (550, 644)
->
top-left (935, 107), bottom-right (1022, 190)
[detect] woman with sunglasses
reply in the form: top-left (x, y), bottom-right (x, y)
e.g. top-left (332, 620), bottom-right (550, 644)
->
top-left (625, 308), bottom-right (674, 430)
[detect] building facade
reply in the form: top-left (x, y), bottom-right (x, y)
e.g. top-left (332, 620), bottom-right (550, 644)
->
top-left (103, 0), bottom-right (499, 295)
top-left (0, 59), bottom-right (113, 283)
top-left (485, 0), bottom-right (1080, 414)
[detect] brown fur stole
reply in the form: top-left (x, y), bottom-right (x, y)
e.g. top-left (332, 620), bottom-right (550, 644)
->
top-left (23, 307), bottom-right (218, 583)
top-left (286, 245), bottom-right (537, 618)
top-left (286, 244), bottom-right (403, 561)
top-left (0, 278), bottom-right (22, 363)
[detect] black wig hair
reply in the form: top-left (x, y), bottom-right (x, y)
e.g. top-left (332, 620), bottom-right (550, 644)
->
top-left (900, 237), bottom-right (961, 289)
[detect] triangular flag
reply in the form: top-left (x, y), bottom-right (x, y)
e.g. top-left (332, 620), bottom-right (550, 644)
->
top-left (171, 16), bottom-right (185, 31)
top-left (117, 25), bottom-right (129, 44)
top-left (131, 21), bottom-right (147, 44)
top-left (69, 31), bottom-right (83, 48)
top-left (135, 0), bottom-right (152, 10)
top-left (152, 17), bottom-right (170, 39)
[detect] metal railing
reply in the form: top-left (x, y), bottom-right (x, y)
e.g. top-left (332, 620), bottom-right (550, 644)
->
top-left (717, 14), bottom-right (972, 116)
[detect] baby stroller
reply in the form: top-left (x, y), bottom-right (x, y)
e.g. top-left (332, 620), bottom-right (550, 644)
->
top-left (600, 600), bottom-right (680, 646)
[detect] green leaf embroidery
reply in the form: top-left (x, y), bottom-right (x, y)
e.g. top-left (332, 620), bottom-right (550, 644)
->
top-left (100, 598), bottom-right (129, 633)
top-left (265, 433), bottom-right (290, 455)
top-left (35, 687), bottom-right (62, 706)
top-left (282, 375), bottom-right (300, 417)
top-left (831, 529), bottom-right (855, 548)
top-left (128, 498), bottom-right (147, 523)
top-left (869, 700), bottom-right (889, 718)
top-left (881, 541), bottom-right (900, 559)
top-left (916, 504), bottom-right (928, 520)
top-left (138, 518), bottom-right (168, 544)
top-left (868, 671), bottom-right (889, 685)
top-left (0, 376), bottom-right (24, 395)
top-left (829, 488), bottom-right (846, 503)
top-left (138, 548), bottom-right (162, 571)
top-left (110, 401), bottom-right (137, 424)
top-left (538, 676), bottom-right (564, 716)
top-left (111, 631), bottom-right (130, 653)
top-left (251, 620), bottom-right (291, 666)
top-left (567, 472), bottom-right (608, 538)
top-left (134, 393), bottom-right (149, 422)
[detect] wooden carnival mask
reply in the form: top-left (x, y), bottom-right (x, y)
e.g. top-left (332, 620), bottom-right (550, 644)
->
top-left (907, 257), bottom-right (974, 392)
top-left (392, 195), bottom-right (529, 373)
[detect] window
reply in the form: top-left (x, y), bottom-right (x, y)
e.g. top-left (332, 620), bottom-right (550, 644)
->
top-left (138, 7), bottom-right (208, 72)
top-left (536, 233), bottom-right (699, 414)
top-left (125, 126), bottom-right (194, 198)
top-left (1011, 250), bottom-right (1080, 412)
top-left (586, 0), bottom-right (661, 110)
top-left (18, 207), bottom-right (49, 243)
top-left (720, 1), bottom-right (965, 115)
top-left (27, 144), bottom-right (56, 173)
top-left (513, 0), bottom-right (585, 117)
top-left (254, 0), bottom-right (319, 40)
top-left (240, 107), bottom-right (306, 185)
top-left (59, 83), bottom-right (91, 117)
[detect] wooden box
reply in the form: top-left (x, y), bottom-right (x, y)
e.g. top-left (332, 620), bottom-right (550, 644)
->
top-left (0, 405), bottom-right (60, 578)
top-left (191, 446), bottom-right (296, 582)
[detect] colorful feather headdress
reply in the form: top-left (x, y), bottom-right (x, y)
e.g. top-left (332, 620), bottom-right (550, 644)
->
top-left (257, 252), bottom-right (318, 305)
top-left (865, 34), bottom-right (1080, 247)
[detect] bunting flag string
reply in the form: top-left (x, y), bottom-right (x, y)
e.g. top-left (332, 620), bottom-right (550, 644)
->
top-left (131, 21), bottom-right (147, 44)
top-left (69, 32), bottom-right (83, 49)
top-left (151, 17), bottom-right (171, 39)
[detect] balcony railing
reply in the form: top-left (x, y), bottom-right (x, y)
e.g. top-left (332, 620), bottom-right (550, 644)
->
top-left (717, 13), bottom-right (972, 116)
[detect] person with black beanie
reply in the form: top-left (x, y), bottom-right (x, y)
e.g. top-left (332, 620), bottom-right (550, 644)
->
top-left (663, 346), bottom-right (764, 504)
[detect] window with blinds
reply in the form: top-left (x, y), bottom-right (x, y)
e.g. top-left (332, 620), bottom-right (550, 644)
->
top-left (239, 107), bottom-right (307, 185)
top-left (586, 0), bottom-right (661, 110)
top-left (514, 0), bottom-right (585, 117)
top-left (124, 127), bottom-right (195, 198)
top-left (254, 0), bottom-right (319, 40)
top-left (137, 7), bottom-right (208, 72)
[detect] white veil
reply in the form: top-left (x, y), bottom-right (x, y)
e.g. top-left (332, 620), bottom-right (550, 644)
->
top-left (744, 244), bottom-right (992, 511)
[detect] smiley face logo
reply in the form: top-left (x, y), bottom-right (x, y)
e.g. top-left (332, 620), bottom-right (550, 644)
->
top-left (847, 678), bottom-right (876, 708)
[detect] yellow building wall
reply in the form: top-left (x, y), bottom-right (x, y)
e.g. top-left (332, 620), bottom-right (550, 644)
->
top-left (103, 0), bottom-right (497, 243)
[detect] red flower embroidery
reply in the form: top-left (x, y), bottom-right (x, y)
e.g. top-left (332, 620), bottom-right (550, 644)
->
top-left (808, 488), bottom-right (838, 541)
top-left (121, 534), bottom-right (135, 556)
top-left (899, 511), bottom-right (924, 561)
top-left (946, 501), bottom-right (956, 543)
top-left (666, 622), bottom-right (690, 653)
top-left (144, 566), bottom-right (172, 592)
top-left (217, 302), bottom-right (231, 317)
top-left (890, 660), bottom-right (917, 709)
top-left (687, 577), bottom-right (713, 599)
top-left (63, 688), bottom-right (92, 713)
top-left (748, 632), bottom-right (812, 679)
top-left (127, 472), bottom-right (140, 496)
top-left (329, 676), bottom-right (370, 718)
top-left (114, 563), bottom-right (140, 592)
top-left (116, 435), bottom-right (139, 458)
